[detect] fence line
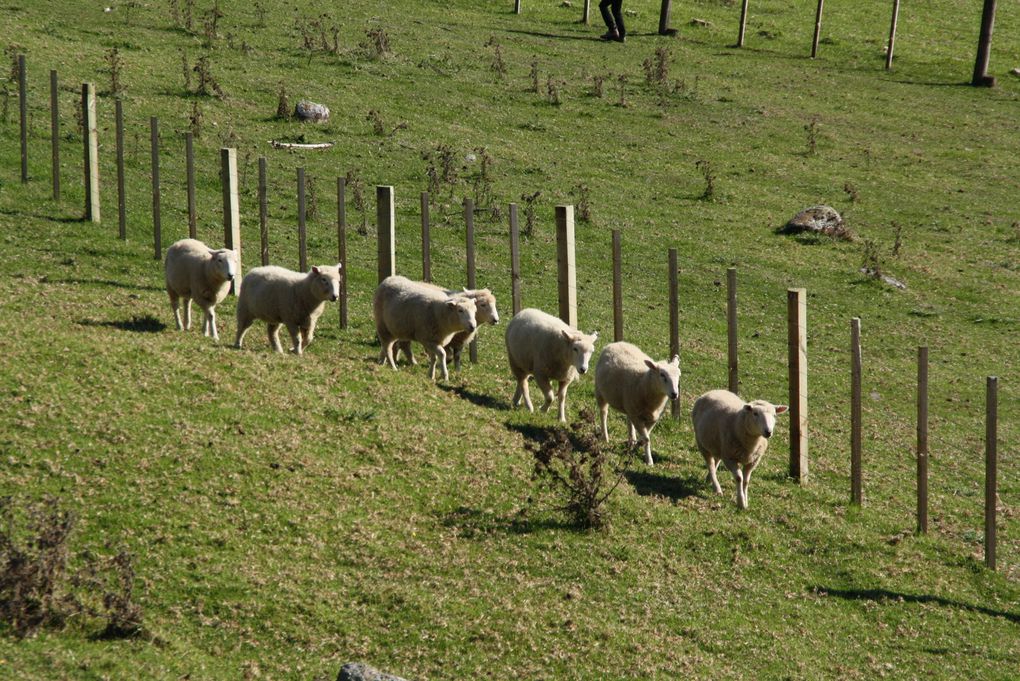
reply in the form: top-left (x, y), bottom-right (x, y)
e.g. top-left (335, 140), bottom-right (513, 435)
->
top-left (669, 248), bottom-right (680, 420)
top-left (150, 117), bottom-right (162, 261)
top-left (612, 230), bottom-right (623, 342)
top-left (298, 167), bottom-right (307, 272)
top-left (421, 191), bottom-right (431, 282)
top-left (258, 157), bottom-right (269, 266)
top-left (186, 132), bottom-right (197, 239)
top-left (850, 317), bottom-right (862, 506)
top-left (556, 205), bottom-right (577, 328)
top-left (82, 83), bottom-right (100, 223)
top-left (509, 203), bottom-right (522, 315)
top-left (727, 267), bottom-right (739, 395)
top-left (115, 99), bottom-right (126, 241)
top-left (220, 148), bottom-right (240, 295)
top-left (337, 177), bottom-right (348, 330)
top-left (788, 288), bottom-right (808, 482)
top-left (917, 346), bottom-right (929, 534)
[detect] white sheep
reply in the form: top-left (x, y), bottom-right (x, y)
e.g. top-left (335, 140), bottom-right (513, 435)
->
top-left (691, 389), bottom-right (789, 509)
top-left (234, 264), bottom-right (341, 355)
top-left (373, 275), bottom-right (478, 381)
top-left (163, 238), bottom-right (238, 341)
top-left (504, 308), bottom-right (599, 423)
top-left (396, 285), bottom-right (500, 370)
top-left (594, 342), bottom-right (680, 466)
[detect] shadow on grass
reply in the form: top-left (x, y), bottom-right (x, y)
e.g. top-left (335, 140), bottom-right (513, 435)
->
top-left (814, 587), bottom-right (1020, 624)
top-left (79, 315), bottom-right (167, 333)
top-left (507, 421), bottom-right (558, 445)
top-left (625, 470), bottom-right (703, 502)
top-left (439, 384), bottom-right (510, 411)
top-left (441, 506), bottom-right (577, 538)
top-left (54, 277), bottom-right (164, 292)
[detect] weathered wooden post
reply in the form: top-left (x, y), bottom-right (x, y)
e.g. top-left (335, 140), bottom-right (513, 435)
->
top-left (82, 83), bottom-right (100, 223)
top-left (185, 132), bottom-right (197, 239)
top-left (582, 0), bottom-right (590, 25)
top-left (850, 318), bottom-right (862, 506)
top-left (917, 346), bottom-right (929, 534)
top-left (972, 0), bottom-right (997, 87)
top-left (114, 99), bottom-right (126, 241)
top-left (50, 70), bottom-right (59, 200)
top-left (669, 247), bottom-right (680, 420)
top-left (258, 157), bottom-right (268, 265)
top-left (985, 376), bottom-right (998, 570)
top-left (788, 288), bottom-right (808, 481)
top-left (727, 267), bottom-right (739, 395)
top-left (811, 0), bottom-right (825, 59)
top-left (509, 203), bottom-right (522, 315)
top-left (421, 192), bottom-right (431, 282)
top-left (612, 230), bottom-right (623, 342)
top-left (465, 197), bottom-right (478, 363)
top-left (18, 54), bottom-right (27, 184)
top-left (337, 177), bottom-right (348, 329)
top-left (737, 0), bottom-right (750, 47)
top-left (221, 147), bottom-right (241, 294)
top-left (885, 0), bottom-right (901, 70)
top-left (377, 185), bottom-right (395, 283)
top-left (514, 0), bottom-right (521, 15)
top-left (658, 0), bottom-right (674, 36)
top-left (555, 205), bottom-right (577, 328)
top-left (297, 167), bottom-right (307, 272)
top-left (150, 117), bottom-right (162, 260)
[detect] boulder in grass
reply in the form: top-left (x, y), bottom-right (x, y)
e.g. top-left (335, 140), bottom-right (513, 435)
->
top-left (779, 205), bottom-right (853, 241)
top-left (295, 100), bottom-right (330, 123)
top-left (337, 663), bottom-right (409, 681)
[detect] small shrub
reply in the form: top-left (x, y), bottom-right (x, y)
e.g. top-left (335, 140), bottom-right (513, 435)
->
top-left (189, 101), bottom-right (203, 138)
top-left (254, 2), bottom-right (266, 28)
top-left (422, 144), bottom-right (459, 199)
top-left (1, 85), bottom-right (10, 124)
top-left (202, 2), bottom-right (224, 45)
top-left (642, 47), bottom-right (671, 87)
top-left (183, 0), bottom-right (195, 31)
top-left (843, 181), bottom-right (859, 203)
top-left (180, 49), bottom-right (192, 92)
top-left (546, 77), bottom-right (561, 106)
top-left (305, 174), bottom-right (318, 221)
top-left (520, 190), bottom-right (541, 238)
top-left (104, 48), bottom-right (124, 96)
top-left (367, 109), bottom-right (386, 136)
top-left (345, 168), bottom-right (368, 235)
top-left (5, 45), bottom-right (23, 84)
top-left (592, 74), bottom-right (605, 98)
top-left (362, 28), bottom-right (391, 59)
top-left (470, 147), bottom-right (495, 209)
top-left (529, 61), bottom-right (540, 93)
top-left (860, 238), bottom-right (883, 278)
top-left (275, 82), bottom-right (289, 120)
top-left (617, 74), bottom-right (628, 107)
top-left (573, 183), bottom-right (592, 222)
top-left (891, 222), bottom-right (903, 257)
top-left (193, 55), bottom-right (224, 98)
top-left (805, 115), bottom-right (820, 156)
top-left (486, 37), bottom-right (506, 78)
top-left (696, 159), bottom-right (716, 201)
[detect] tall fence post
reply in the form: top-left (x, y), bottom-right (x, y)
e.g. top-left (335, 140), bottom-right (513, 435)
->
top-left (50, 70), bottom-right (60, 200)
top-left (509, 203), bottom-right (522, 315)
top-left (82, 83), bottom-right (100, 223)
top-left (337, 177), bottom-right (348, 330)
top-left (582, 0), bottom-right (590, 25)
top-left (421, 191), bottom-right (431, 282)
top-left (658, 0), bottom-right (674, 35)
top-left (972, 0), bottom-right (997, 87)
top-left (917, 346), bottom-right (929, 534)
top-left (186, 132), bottom-right (197, 239)
top-left (297, 167), bottom-right (307, 272)
top-left (115, 99), bottom-right (126, 241)
top-left (727, 267), bottom-right (739, 395)
top-left (555, 205), bottom-right (577, 328)
top-left (258, 157), bottom-right (269, 265)
top-left (885, 0), bottom-right (901, 70)
top-left (377, 185), bottom-right (395, 283)
top-left (221, 147), bottom-right (241, 294)
top-left (612, 230), bottom-right (623, 342)
top-left (669, 247), bottom-right (680, 420)
top-left (18, 54), bottom-right (27, 184)
top-left (850, 317), bottom-right (862, 506)
top-left (514, 0), bottom-right (521, 15)
top-left (811, 0), bottom-right (825, 58)
top-left (985, 376), bottom-right (998, 570)
top-left (465, 198), bottom-right (478, 363)
top-left (788, 288), bottom-right (808, 481)
top-left (737, 0), bottom-right (750, 47)
top-left (150, 117), bottom-right (162, 260)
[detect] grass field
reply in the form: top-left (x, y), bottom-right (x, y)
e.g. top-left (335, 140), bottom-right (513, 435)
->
top-left (1, 0), bottom-right (1018, 678)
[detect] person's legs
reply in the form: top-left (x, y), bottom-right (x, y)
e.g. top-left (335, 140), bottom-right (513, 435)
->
top-left (612, 0), bottom-right (626, 38)
top-left (599, 0), bottom-right (618, 37)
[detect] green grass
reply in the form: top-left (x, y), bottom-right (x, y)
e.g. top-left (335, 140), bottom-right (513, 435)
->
top-left (1, 0), bottom-right (1018, 678)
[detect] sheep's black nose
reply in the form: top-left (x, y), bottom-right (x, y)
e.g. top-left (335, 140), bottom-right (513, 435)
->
top-left (330, 295), bottom-right (338, 302)
top-left (763, 430), bottom-right (773, 439)
top-left (579, 367), bottom-right (587, 375)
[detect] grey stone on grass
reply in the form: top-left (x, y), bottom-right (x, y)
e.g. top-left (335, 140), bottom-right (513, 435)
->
top-left (337, 662), bottom-right (409, 681)
top-left (295, 100), bottom-right (330, 123)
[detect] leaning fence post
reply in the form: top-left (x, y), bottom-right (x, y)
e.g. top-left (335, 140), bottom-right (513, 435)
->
top-left (514, 0), bottom-right (521, 15)
top-left (788, 288), bottom-right (808, 481)
top-left (582, 0), bottom-right (590, 25)
top-left (737, 0), bottom-right (750, 47)
top-left (811, 0), bottom-right (825, 59)
top-left (221, 147), bottom-right (241, 294)
top-left (727, 267), bottom-right (739, 395)
top-left (18, 54), bottom-right (27, 184)
top-left (885, 0), bottom-right (901, 70)
top-left (50, 70), bottom-right (60, 200)
top-left (555, 205), bottom-right (577, 328)
top-left (297, 167), bottom-right (307, 272)
top-left (150, 117), bottom-right (162, 260)
top-left (115, 99), bottom-right (126, 241)
top-left (850, 317), bottom-right (863, 506)
top-left (337, 177), bottom-right (348, 330)
top-left (669, 247), bottom-right (680, 420)
top-left (421, 191), bottom-right (431, 282)
top-left (377, 185), bottom-right (395, 283)
top-left (258, 157), bottom-right (268, 265)
top-left (985, 376), bottom-right (998, 570)
top-left (917, 346), bottom-right (929, 534)
top-left (509, 203), bottom-right (522, 315)
top-left (82, 83), bottom-right (100, 223)
top-left (186, 132), bottom-right (197, 239)
top-left (465, 197), bottom-right (478, 363)
top-left (658, 0), bottom-right (674, 35)
top-left (612, 230), bottom-right (623, 342)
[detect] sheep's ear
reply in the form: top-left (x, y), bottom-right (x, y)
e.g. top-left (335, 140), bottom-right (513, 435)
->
top-left (590, 331), bottom-right (599, 341)
top-left (644, 359), bottom-right (656, 371)
top-left (446, 300), bottom-right (457, 308)
top-left (775, 405), bottom-right (789, 415)
top-left (744, 404), bottom-right (753, 412)
top-left (670, 354), bottom-right (680, 367)
top-left (336, 262), bottom-right (343, 270)
top-left (311, 266), bottom-right (321, 274)
top-left (561, 329), bottom-right (573, 342)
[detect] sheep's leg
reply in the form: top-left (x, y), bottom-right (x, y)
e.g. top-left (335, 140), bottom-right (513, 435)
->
top-left (535, 375), bottom-right (555, 415)
top-left (742, 459), bottom-right (761, 509)
top-left (234, 314), bottom-right (253, 349)
top-left (452, 345), bottom-right (462, 371)
top-left (627, 420), bottom-right (637, 445)
top-left (266, 323), bottom-right (284, 353)
top-left (169, 292), bottom-right (184, 330)
top-left (597, 397), bottom-right (610, 442)
top-left (555, 380), bottom-right (570, 423)
top-left (285, 324), bottom-right (302, 355)
top-left (722, 459), bottom-right (746, 509)
top-left (637, 424), bottom-right (653, 466)
top-left (205, 307), bottom-right (219, 340)
top-left (397, 340), bottom-right (417, 366)
top-left (423, 343), bottom-right (447, 381)
top-left (182, 298), bottom-right (193, 330)
top-left (302, 320), bottom-right (316, 349)
top-left (700, 447), bottom-right (723, 494)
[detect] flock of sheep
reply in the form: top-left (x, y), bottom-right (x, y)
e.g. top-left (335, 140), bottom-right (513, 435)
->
top-left (163, 238), bottom-right (788, 509)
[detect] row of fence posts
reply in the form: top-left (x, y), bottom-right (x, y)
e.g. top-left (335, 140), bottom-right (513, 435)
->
top-left (13, 59), bottom-right (1005, 570)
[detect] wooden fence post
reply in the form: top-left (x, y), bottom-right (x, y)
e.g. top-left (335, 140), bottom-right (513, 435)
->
top-left (972, 0), bottom-right (997, 87)
top-left (337, 177), bottom-right (348, 330)
top-left (658, 0), bottom-right (674, 35)
top-left (514, 0), bottom-right (521, 15)
top-left (509, 203), bottom-right (522, 315)
top-left (150, 117), bottom-right (162, 260)
top-left (82, 83), bottom-right (100, 223)
top-left (727, 267), bottom-right (739, 395)
top-left (669, 247), bottom-right (680, 420)
top-left (985, 376), bottom-right (998, 570)
top-left (811, 0), bottom-right (825, 59)
top-left (465, 198), bottom-right (478, 362)
top-left (917, 346), bottom-right (929, 534)
top-left (377, 185), bottom-right (395, 283)
top-left (421, 191), bottom-right (431, 282)
top-left (297, 167), bottom-right (307, 272)
top-left (186, 132), bottom-right (197, 239)
top-left (115, 99), bottom-right (126, 241)
top-left (221, 147), bottom-right (241, 294)
top-left (788, 288), bottom-right (808, 481)
top-left (18, 54), bottom-right (27, 184)
top-left (885, 0), bottom-right (901, 70)
top-left (612, 230), bottom-right (623, 342)
top-left (555, 205), bottom-right (577, 328)
top-left (582, 0), bottom-right (590, 25)
top-left (50, 70), bottom-right (59, 200)
top-left (850, 318), bottom-right (862, 506)
top-left (737, 0), bottom-right (750, 47)
top-left (258, 157), bottom-right (268, 265)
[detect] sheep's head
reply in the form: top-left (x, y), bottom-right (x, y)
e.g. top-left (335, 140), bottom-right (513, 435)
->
top-left (644, 354), bottom-right (681, 401)
top-left (447, 296), bottom-right (478, 333)
top-left (743, 400), bottom-right (789, 439)
top-left (561, 329), bottom-right (599, 375)
top-left (212, 249), bottom-right (238, 282)
top-left (468, 289), bottom-right (499, 325)
top-left (310, 264), bottom-right (342, 302)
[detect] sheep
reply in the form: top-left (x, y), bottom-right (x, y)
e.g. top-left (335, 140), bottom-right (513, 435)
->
top-left (234, 264), bottom-right (342, 355)
top-left (594, 342), bottom-right (680, 466)
top-left (691, 389), bottom-right (789, 509)
top-left (163, 238), bottom-right (238, 341)
top-left (396, 285), bottom-right (500, 370)
top-left (373, 275), bottom-right (479, 381)
top-left (504, 308), bottom-right (599, 423)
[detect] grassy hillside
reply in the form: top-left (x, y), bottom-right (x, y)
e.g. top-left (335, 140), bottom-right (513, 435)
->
top-left (1, 0), bottom-right (1018, 678)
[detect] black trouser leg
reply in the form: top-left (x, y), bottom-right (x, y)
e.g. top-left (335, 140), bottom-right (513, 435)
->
top-left (612, 0), bottom-right (626, 37)
top-left (599, 0), bottom-right (617, 32)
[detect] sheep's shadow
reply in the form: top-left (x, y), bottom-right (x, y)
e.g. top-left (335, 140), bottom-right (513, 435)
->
top-left (78, 315), bottom-right (167, 334)
top-left (54, 277), bottom-right (164, 292)
top-left (506, 421), bottom-right (558, 446)
top-left (625, 470), bottom-right (704, 502)
top-left (440, 506), bottom-right (577, 539)
top-left (439, 384), bottom-right (510, 411)
top-left (813, 586), bottom-right (1020, 625)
